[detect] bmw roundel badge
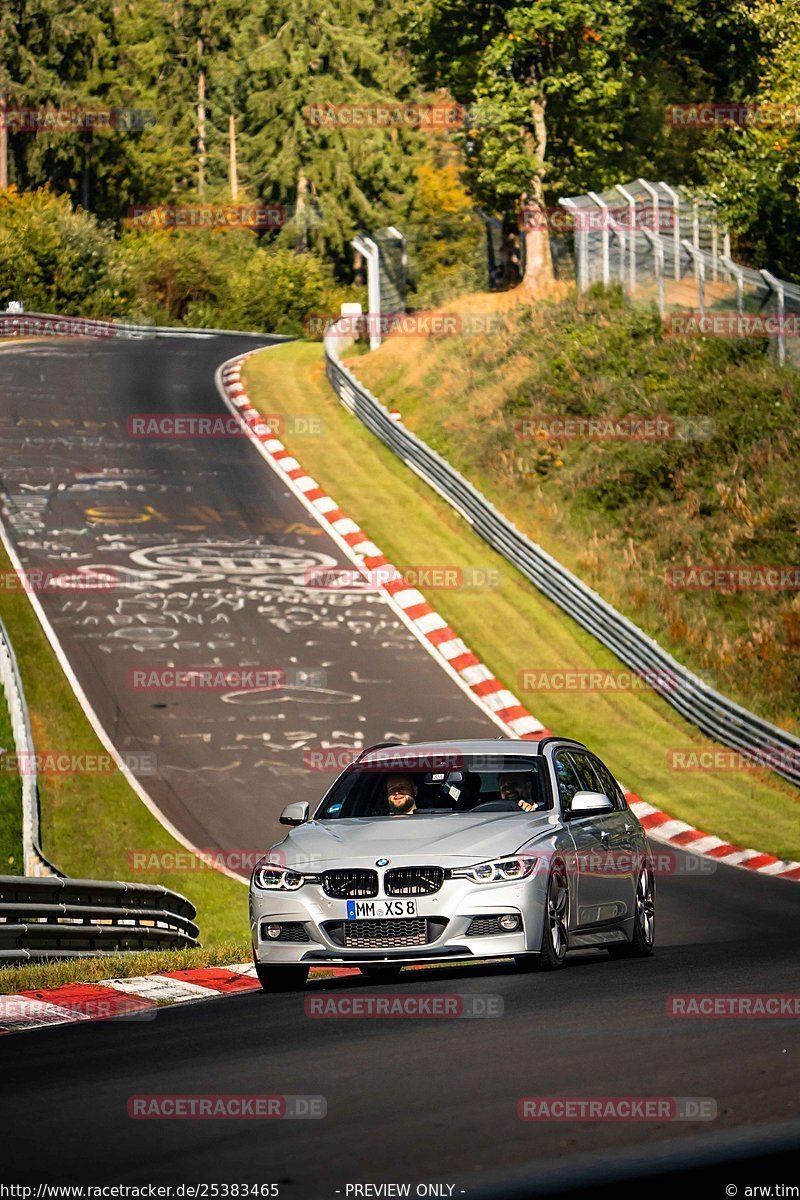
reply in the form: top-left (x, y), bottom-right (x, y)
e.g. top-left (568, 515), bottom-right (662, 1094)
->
top-left (376, 858), bottom-right (390, 867)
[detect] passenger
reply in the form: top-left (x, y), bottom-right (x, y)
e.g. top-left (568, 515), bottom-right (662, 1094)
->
top-left (498, 772), bottom-right (543, 812)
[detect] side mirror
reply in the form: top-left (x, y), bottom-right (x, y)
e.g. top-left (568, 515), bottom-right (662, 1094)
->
top-left (569, 791), bottom-right (614, 816)
top-left (279, 801), bottom-right (310, 826)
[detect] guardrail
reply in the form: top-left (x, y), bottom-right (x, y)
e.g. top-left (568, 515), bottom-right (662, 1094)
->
top-left (0, 875), bottom-right (198, 962)
top-left (0, 310), bottom-right (294, 342)
top-left (0, 616), bottom-right (58, 877)
top-left (323, 324), bottom-right (800, 789)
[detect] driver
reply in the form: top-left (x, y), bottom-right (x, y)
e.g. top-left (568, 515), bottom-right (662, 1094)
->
top-left (498, 772), bottom-right (542, 813)
top-left (386, 773), bottom-right (418, 815)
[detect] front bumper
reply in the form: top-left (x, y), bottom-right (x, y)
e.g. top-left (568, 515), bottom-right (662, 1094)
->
top-left (250, 871), bottom-right (547, 966)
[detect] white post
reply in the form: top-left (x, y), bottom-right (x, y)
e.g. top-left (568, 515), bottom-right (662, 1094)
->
top-left (559, 199), bottom-right (586, 290)
top-left (642, 229), bottom-right (665, 315)
top-left (761, 269), bottom-right (786, 366)
top-left (720, 255), bottom-right (744, 315)
top-left (682, 240), bottom-right (706, 315)
top-left (659, 182), bottom-right (681, 280)
top-left (588, 191), bottom-right (610, 286)
top-left (636, 178), bottom-right (660, 241)
top-left (351, 235), bottom-right (381, 350)
top-left (616, 184), bottom-right (637, 292)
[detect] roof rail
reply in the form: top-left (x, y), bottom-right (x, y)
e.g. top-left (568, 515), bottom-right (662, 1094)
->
top-left (354, 741), bottom-right (403, 762)
top-left (536, 735), bottom-right (588, 752)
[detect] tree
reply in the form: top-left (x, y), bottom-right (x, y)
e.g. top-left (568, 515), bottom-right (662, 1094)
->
top-left (698, 0), bottom-right (800, 279)
top-left (408, 0), bottom-right (756, 289)
top-left (231, 0), bottom-right (423, 263)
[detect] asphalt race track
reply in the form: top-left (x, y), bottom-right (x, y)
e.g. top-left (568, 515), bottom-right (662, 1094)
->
top-left (1, 336), bottom-right (798, 1194)
top-left (0, 335), bottom-right (492, 865)
top-left (3, 857), bottom-right (800, 1192)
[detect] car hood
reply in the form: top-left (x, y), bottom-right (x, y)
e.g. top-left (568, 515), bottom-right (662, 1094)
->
top-left (272, 812), bottom-right (559, 869)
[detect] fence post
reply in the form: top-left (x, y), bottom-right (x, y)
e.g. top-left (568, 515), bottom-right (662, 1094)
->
top-left (559, 199), bottom-right (585, 291)
top-left (720, 255), bottom-right (744, 316)
top-left (587, 191), bottom-right (610, 286)
top-left (659, 182), bottom-right (681, 280)
top-left (761, 269), bottom-right (786, 366)
top-left (642, 229), bottom-right (665, 315)
top-left (636, 178), bottom-right (660, 237)
top-left (615, 183), bottom-right (637, 293)
top-left (682, 240), bottom-right (706, 315)
top-left (350, 235), bottom-right (381, 350)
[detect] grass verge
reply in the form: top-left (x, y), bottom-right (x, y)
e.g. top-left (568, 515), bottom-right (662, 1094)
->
top-left (0, 539), bottom-right (249, 947)
top-left (349, 286), bottom-right (800, 732)
top-left (0, 687), bottom-right (23, 872)
top-left (0, 941), bottom-right (251, 995)
top-left (243, 340), bottom-right (800, 863)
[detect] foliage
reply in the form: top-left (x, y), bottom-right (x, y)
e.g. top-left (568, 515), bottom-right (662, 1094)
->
top-left (0, 187), bottom-right (117, 314)
top-left (352, 288), bottom-right (800, 729)
top-left (698, 0), bottom-right (800, 278)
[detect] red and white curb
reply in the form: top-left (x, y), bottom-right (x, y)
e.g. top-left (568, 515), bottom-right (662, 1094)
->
top-left (216, 353), bottom-right (546, 741)
top-left (0, 963), bottom-right (375, 1035)
top-left (214, 352), bottom-right (800, 886)
top-left (620, 795), bottom-right (800, 880)
top-left (0, 965), bottom-right (259, 1033)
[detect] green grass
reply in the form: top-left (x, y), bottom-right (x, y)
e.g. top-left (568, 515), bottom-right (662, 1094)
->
top-left (0, 540), bottom-right (249, 947)
top-left (350, 287), bottom-right (800, 733)
top-left (243, 340), bottom-right (800, 863)
top-left (0, 941), bottom-right (251, 995)
top-left (0, 689), bottom-right (23, 873)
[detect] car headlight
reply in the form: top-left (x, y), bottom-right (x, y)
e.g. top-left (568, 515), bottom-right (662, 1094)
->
top-left (451, 856), bottom-right (538, 884)
top-left (252, 865), bottom-right (306, 890)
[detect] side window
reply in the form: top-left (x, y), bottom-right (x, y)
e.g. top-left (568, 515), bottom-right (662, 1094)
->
top-left (553, 752), bottom-right (584, 813)
top-left (587, 755), bottom-right (625, 809)
top-left (568, 751), bottom-right (605, 796)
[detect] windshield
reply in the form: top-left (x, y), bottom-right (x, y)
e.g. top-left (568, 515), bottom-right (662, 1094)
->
top-left (315, 754), bottom-right (551, 819)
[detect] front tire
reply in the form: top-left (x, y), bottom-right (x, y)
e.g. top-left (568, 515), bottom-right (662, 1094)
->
top-left (608, 863), bottom-right (655, 959)
top-left (254, 962), bottom-right (309, 991)
top-left (534, 862), bottom-right (569, 971)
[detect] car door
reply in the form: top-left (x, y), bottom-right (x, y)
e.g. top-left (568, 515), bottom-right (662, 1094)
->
top-left (583, 751), bottom-right (640, 917)
top-left (557, 749), bottom-right (634, 930)
top-left (551, 749), bottom-right (609, 931)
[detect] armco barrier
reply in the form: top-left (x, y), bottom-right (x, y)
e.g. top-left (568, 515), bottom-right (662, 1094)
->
top-left (0, 616), bottom-right (57, 877)
top-left (323, 323), bottom-right (800, 789)
top-left (0, 875), bottom-right (198, 962)
top-left (0, 310), bottom-right (294, 342)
